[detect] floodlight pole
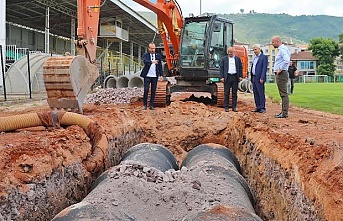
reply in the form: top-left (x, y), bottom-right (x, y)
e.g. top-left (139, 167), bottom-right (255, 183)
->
top-left (200, 0), bottom-right (202, 15)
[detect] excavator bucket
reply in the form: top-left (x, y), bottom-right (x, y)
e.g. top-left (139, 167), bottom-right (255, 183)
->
top-left (43, 55), bottom-right (99, 114)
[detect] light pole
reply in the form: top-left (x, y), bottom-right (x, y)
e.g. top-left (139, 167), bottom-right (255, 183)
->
top-left (200, 0), bottom-right (202, 15)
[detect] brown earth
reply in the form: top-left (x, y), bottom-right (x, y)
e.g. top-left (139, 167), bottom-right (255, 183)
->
top-left (0, 92), bottom-right (342, 221)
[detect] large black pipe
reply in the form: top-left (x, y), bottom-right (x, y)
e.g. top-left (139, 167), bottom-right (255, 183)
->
top-left (90, 143), bottom-right (179, 190)
top-left (52, 143), bottom-right (179, 220)
top-left (52, 143), bottom-right (262, 221)
top-left (121, 142), bottom-right (179, 171)
top-left (181, 143), bottom-right (262, 221)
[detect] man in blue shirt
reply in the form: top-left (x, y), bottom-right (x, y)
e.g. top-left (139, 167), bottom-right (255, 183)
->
top-left (250, 44), bottom-right (268, 113)
top-left (271, 36), bottom-right (290, 118)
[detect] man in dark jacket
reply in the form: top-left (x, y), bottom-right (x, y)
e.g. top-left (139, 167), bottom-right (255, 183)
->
top-left (288, 61), bottom-right (297, 94)
top-left (140, 42), bottom-right (163, 110)
top-left (219, 47), bottom-right (243, 112)
top-left (250, 44), bottom-right (268, 113)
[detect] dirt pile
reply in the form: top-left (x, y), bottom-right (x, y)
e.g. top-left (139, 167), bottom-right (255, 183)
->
top-left (0, 91), bottom-right (342, 220)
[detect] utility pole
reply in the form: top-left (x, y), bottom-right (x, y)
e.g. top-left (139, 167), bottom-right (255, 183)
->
top-left (200, 0), bottom-right (202, 15)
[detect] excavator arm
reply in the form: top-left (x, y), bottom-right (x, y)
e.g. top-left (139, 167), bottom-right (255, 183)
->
top-left (76, 0), bottom-right (101, 63)
top-left (43, 0), bottom-right (101, 114)
top-left (132, 0), bottom-right (183, 71)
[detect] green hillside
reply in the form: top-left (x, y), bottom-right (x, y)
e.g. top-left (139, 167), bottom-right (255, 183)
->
top-left (138, 11), bottom-right (343, 45)
top-left (226, 13), bottom-right (343, 44)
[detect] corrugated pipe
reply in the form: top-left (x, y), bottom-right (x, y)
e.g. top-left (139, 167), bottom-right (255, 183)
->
top-left (181, 143), bottom-right (262, 221)
top-left (103, 75), bottom-right (117, 88)
top-left (0, 111), bottom-right (108, 173)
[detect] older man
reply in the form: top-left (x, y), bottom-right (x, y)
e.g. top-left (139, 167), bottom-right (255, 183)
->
top-left (271, 36), bottom-right (290, 118)
top-left (219, 47), bottom-right (243, 112)
top-left (251, 44), bottom-right (268, 113)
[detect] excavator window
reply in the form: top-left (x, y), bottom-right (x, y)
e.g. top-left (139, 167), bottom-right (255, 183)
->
top-left (209, 22), bottom-right (225, 68)
top-left (180, 20), bottom-right (209, 68)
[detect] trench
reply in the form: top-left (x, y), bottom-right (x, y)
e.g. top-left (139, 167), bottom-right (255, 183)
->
top-left (0, 110), bottom-right (325, 221)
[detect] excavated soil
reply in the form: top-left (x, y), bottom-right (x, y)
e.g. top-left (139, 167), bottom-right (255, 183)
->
top-left (0, 91), bottom-right (342, 221)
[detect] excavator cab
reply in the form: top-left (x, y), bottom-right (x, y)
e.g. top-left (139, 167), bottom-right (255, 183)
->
top-left (178, 15), bottom-right (234, 80)
top-left (165, 15), bottom-right (242, 107)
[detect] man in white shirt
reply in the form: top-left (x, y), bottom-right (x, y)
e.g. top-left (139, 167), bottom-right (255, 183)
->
top-left (140, 43), bottom-right (163, 110)
top-left (219, 47), bottom-right (243, 112)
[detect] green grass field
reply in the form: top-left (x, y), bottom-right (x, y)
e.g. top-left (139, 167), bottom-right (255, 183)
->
top-left (265, 83), bottom-right (343, 115)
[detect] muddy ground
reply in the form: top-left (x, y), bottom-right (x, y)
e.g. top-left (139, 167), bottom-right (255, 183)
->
top-left (0, 91), bottom-right (342, 221)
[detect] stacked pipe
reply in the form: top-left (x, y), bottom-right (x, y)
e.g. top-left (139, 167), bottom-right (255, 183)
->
top-left (104, 73), bottom-right (144, 89)
top-left (238, 78), bottom-right (253, 93)
top-left (103, 75), bottom-right (117, 88)
top-left (128, 72), bottom-right (144, 88)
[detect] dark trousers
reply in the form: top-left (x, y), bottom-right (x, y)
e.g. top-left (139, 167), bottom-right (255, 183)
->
top-left (276, 71), bottom-right (289, 114)
top-left (143, 77), bottom-right (158, 107)
top-left (224, 74), bottom-right (238, 109)
top-left (252, 76), bottom-right (266, 110)
top-left (289, 78), bottom-right (295, 94)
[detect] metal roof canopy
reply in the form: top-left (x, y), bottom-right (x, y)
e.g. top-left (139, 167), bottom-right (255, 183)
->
top-left (6, 0), bottom-right (161, 53)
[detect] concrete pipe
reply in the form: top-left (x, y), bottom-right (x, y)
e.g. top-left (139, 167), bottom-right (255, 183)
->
top-left (238, 80), bottom-right (244, 92)
top-left (0, 111), bottom-right (108, 173)
top-left (240, 78), bottom-right (249, 92)
top-left (116, 75), bottom-right (130, 88)
top-left (181, 143), bottom-right (262, 221)
top-left (103, 75), bottom-right (117, 88)
top-left (128, 75), bottom-right (144, 88)
top-left (247, 81), bottom-right (253, 93)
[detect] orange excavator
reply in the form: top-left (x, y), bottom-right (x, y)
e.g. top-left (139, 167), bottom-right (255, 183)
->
top-left (42, 0), bottom-right (248, 113)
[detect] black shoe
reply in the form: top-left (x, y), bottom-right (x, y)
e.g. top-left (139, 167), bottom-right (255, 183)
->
top-left (149, 106), bottom-right (155, 110)
top-left (258, 109), bottom-right (266, 113)
top-left (232, 107), bottom-right (238, 112)
top-left (275, 113), bottom-right (288, 118)
top-left (143, 105), bottom-right (147, 110)
top-left (225, 108), bottom-right (229, 112)
top-left (251, 109), bottom-right (259, 112)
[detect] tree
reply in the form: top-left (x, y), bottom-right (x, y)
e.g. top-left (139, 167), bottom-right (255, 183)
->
top-left (240, 9), bottom-right (244, 14)
top-left (308, 37), bottom-right (340, 76)
top-left (339, 33), bottom-right (343, 55)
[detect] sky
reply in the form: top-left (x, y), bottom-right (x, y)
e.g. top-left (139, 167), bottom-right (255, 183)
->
top-left (122, 0), bottom-right (343, 17)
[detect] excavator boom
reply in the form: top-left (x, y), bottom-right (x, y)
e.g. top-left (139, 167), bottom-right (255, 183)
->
top-left (133, 0), bottom-right (183, 71)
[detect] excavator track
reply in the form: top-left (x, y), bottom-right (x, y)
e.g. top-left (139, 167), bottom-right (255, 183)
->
top-left (215, 82), bottom-right (225, 107)
top-left (43, 56), bottom-right (99, 114)
top-left (154, 81), bottom-right (170, 107)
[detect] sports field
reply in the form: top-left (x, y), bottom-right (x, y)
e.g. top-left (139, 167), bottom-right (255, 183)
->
top-left (265, 83), bottom-right (343, 115)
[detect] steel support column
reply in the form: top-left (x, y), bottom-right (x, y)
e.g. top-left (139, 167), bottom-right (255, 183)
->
top-left (45, 7), bottom-right (50, 54)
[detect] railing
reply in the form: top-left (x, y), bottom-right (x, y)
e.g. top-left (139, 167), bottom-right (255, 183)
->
top-left (6, 45), bottom-right (28, 61)
top-left (96, 49), bottom-right (143, 77)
